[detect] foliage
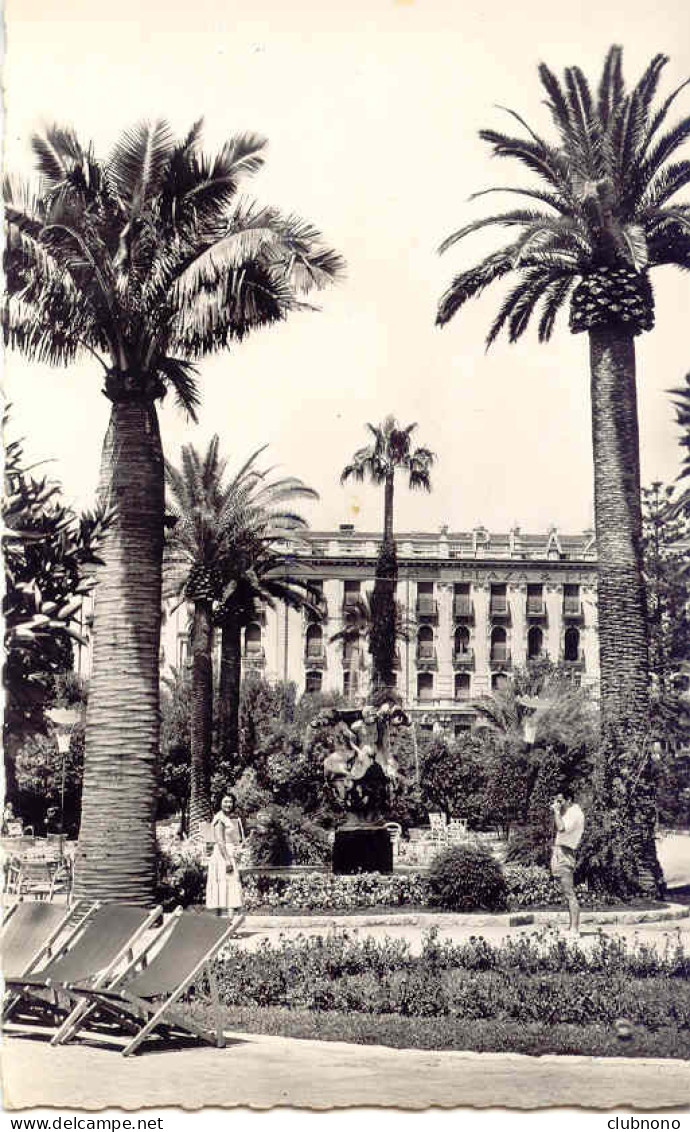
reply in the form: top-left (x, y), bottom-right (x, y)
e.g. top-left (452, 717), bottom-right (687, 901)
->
top-left (340, 416), bottom-right (434, 528)
top-left (11, 725), bottom-right (84, 838)
top-left (426, 844), bottom-right (508, 912)
top-left (369, 538), bottom-right (399, 692)
top-left (481, 745), bottom-right (531, 837)
top-left (247, 805), bottom-right (332, 867)
top-left (238, 675), bottom-right (297, 763)
top-left (159, 667), bottom-right (193, 823)
top-left (670, 371), bottom-right (690, 514)
top-left (211, 928), bottom-right (690, 1035)
top-left (419, 733), bottom-right (488, 825)
top-left (436, 48), bottom-right (690, 341)
top-left (155, 832), bottom-right (208, 911)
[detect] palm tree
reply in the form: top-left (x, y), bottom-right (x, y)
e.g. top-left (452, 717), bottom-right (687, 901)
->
top-left (437, 49), bottom-right (690, 892)
top-left (341, 417), bottom-right (433, 690)
top-left (214, 451), bottom-right (324, 764)
top-left (670, 372), bottom-right (690, 519)
top-left (4, 121), bottom-right (344, 903)
top-left (330, 592), bottom-right (410, 703)
top-left (164, 438), bottom-right (323, 833)
top-left (341, 416), bottom-right (434, 543)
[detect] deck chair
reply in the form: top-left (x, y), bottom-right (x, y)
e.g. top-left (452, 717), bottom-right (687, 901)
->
top-left (57, 908), bottom-right (245, 1055)
top-left (3, 902), bottom-right (162, 1029)
top-left (1, 899), bottom-right (96, 981)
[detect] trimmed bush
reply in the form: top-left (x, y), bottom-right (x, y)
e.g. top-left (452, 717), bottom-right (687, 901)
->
top-left (427, 844), bottom-right (508, 912)
top-left (249, 805), bottom-right (331, 867)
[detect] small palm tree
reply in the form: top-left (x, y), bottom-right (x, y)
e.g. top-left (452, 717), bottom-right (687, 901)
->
top-left (4, 120), bottom-right (344, 902)
top-left (341, 416), bottom-right (434, 542)
top-left (164, 438), bottom-right (322, 832)
top-left (437, 48), bottom-right (690, 893)
top-left (330, 592), bottom-right (409, 703)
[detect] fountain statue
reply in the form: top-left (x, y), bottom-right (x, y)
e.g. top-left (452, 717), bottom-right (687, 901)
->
top-left (306, 700), bottom-right (410, 873)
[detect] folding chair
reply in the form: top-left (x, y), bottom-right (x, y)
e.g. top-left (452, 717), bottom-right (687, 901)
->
top-left (1, 899), bottom-right (96, 981)
top-left (3, 902), bottom-right (162, 1029)
top-left (58, 908), bottom-right (245, 1055)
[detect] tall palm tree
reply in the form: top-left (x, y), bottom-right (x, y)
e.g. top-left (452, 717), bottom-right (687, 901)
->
top-left (341, 416), bottom-right (434, 543)
top-left (164, 438), bottom-right (323, 834)
top-left (437, 48), bottom-right (690, 892)
top-left (341, 417), bottom-right (433, 691)
top-left (214, 451), bottom-right (324, 764)
top-left (4, 121), bottom-right (344, 903)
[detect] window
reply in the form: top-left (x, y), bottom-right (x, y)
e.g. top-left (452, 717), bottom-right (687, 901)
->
top-left (453, 582), bottom-right (472, 618)
top-left (490, 626), bottom-right (507, 663)
top-left (417, 624), bottom-right (435, 659)
top-left (454, 673), bottom-right (471, 700)
top-left (305, 624), bottom-right (323, 657)
top-left (343, 670), bottom-right (359, 700)
top-left (527, 625), bottom-right (543, 660)
top-left (527, 583), bottom-right (544, 615)
top-left (417, 580), bottom-right (436, 617)
top-left (245, 623), bottom-right (262, 654)
top-left (454, 625), bottom-right (470, 655)
top-left (564, 626), bottom-right (580, 662)
top-left (418, 581), bottom-right (434, 595)
top-left (343, 579), bottom-right (361, 606)
top-left (490, 583), bottom-right (508, 615)
top-left (417, 672), bottom-right (434, 701)
top-left (492, 672), bottom-right (509, 691)
top-left (563, 583), bottom-right (580, 616)
top-left (305, 671), bottom-right (322, 695)
top-left (454, 718), bottom-right (473, 737)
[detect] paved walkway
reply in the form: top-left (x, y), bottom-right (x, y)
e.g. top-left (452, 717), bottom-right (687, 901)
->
top-left (2, 1030), bottom-right (689, 1110)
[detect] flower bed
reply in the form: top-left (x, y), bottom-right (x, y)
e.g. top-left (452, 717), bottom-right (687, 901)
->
top-left (210, 929), bottom-right (690, 1032)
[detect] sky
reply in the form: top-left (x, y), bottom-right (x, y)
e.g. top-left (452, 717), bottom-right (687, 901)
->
top-left (3, 0), bottom-right (689, 540)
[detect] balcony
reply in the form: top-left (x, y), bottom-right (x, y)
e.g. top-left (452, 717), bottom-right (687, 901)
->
top-left (304, 648), bottom-right (327, 670)
top-left (243, 648), bottom-right (266, 669)
top-left (416, 647), bottom-right (438, 671)
top-left (489, 651), bottom-right (512, 671)
top-left (416, 596), bottom-right (438, 621)
top-left (489, 598), bottom-right (511, 621)
top-left (454, 685), bottom-right (472, 702)
top-left (453, 597), bottom-right (474, 621)
top-left (563, 600), bottom-right (584, 621)
top-left (526, 599), bottom-right (547, 620)
top-left (452, 648), bottom-right (475, 670)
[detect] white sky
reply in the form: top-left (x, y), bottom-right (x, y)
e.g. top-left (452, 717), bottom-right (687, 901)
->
top-left (3, 0), bottom-right (689, 538)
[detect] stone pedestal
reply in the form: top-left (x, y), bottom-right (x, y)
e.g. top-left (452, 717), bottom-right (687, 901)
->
top-left (332, 826), bottom-right (393, 874)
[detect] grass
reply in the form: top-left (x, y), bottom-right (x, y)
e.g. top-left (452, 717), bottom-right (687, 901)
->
top-left (190, 1002), bottom-right (690, 1059)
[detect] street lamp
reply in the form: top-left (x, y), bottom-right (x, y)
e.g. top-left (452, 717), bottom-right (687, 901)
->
top-left (47, 707), bottom-right (80, 857)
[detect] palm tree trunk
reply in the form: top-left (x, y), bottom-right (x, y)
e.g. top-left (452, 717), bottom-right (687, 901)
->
top-left (589, 326), bottom-right (661, 895)
top-left (219, 614), bottom-right (242, 766)
top-left (74, 402), bottom-right (163, 905)
top-left (189, 601), bottom-right (213, 835)
top-left (383, 472), bottom-right (395, 543)
top-left (589, 326), bottom-right (650, 731)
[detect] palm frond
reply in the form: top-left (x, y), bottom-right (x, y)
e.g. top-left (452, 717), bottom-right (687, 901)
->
top-left (156, 356), bottom-right (201, 420)
top-left (537, 275), bottom-right (576, 341)
top-left (436, 245), bottom-right (518, 326)
top-left (108, 119), bottom-right (176, 213)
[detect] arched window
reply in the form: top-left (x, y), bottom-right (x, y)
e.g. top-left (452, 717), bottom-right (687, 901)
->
top-left (417, 672), bottom-right (434, 701)
top-left (245, 622), bottom-right (262, 654)
top-left (306, 624), bottom-right (323, 658)
top-left (490, 626), bottom-right (507, 663)
top-left (454, 626), bottom-right (470, 655)
top-left (492, 672), bottom-right (509, 691)
top-left (454, 673), bottom-right (471, 700)
top-left (564, 626), bottom-right (580, 662)
top-left (417, 624), bottom-right (435, 659)
top-left (305, 670), bottom-right (322, 695)
top-left (527, 625), bottom-right (543, 660)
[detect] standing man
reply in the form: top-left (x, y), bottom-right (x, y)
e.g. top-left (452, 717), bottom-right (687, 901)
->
top-left (550, 789), bottom-right (585, 936)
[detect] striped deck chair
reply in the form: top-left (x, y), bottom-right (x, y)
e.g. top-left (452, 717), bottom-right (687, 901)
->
top-left (1, 900), bottom-right (96, 981)
top-left (58, 908), bottom-right (245, 1055)
top-left (3, 902), bottom-right (162, 1029)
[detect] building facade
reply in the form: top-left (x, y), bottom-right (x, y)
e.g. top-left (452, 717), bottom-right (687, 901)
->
top-left (160, 523), bottom-right (599, 735)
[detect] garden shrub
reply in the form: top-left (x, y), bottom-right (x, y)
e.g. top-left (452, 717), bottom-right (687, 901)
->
top-left (248, 805), bottom-right (331, 867)
top-left (427, 844), bottom-right (508, 912)
top-left (155, 833), bottom-right (207, 910)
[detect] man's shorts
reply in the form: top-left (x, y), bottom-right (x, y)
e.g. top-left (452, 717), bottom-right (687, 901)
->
top-left (551, 845), bottom-right (576, 895)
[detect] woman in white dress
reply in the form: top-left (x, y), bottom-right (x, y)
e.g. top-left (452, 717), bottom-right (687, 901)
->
top-left (205, 794), bottom-right (244, 915)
